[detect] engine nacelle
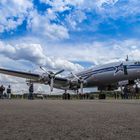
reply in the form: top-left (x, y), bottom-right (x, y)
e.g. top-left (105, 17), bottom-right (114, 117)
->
top-left (39, 74), bottom-right (50, 84)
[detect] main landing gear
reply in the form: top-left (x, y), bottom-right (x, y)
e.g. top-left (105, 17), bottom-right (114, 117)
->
top-left (62, 90), bottom-right (70, 100)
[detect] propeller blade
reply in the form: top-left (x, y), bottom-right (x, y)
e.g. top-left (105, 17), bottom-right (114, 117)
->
top-left (71, 72), bottom-right (80, 80)
top-left (80, 82), bottom-right (83, 94)
top-left (50, 77), bottom-right (54, 92)
top-left (49, 69), bottom-right (64, 92)
top-left (55, 69), bottom-right (64, 76)
top-left (40, 66), bottom-right (46, 72)
top-left (40, 66), bottom-right (50, 75)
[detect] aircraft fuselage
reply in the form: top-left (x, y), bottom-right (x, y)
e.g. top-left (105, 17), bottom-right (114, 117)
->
top-left (54, 61), bottom-right (140, 90)
top-left (79, 61), bottom-right (140, 88)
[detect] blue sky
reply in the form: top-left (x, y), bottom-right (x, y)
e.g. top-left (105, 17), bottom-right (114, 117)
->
top-left (1, 0), bottom-right (140, 41)
top-left (0, 0), bottom-right (140, 92)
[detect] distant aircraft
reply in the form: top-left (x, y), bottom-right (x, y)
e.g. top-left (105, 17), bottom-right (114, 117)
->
top-left (0, 60), bottom-right (140, 94)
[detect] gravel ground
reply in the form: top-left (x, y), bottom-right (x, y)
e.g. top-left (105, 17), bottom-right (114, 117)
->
top-left (0, 99), bottom-right (140, 140)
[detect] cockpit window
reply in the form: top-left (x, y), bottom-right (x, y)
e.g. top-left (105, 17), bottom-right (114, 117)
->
top-left (134, 61), bottom-right (140, 65)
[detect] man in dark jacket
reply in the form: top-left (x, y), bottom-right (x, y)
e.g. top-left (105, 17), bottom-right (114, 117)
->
top-left (0, 85), bottom-right (5, 99)
top-left (28, 83), bottom-right (34, 100)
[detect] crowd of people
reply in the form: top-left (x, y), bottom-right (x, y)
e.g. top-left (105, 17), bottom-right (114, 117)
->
top-left (0, 85), bottom-right (11, 99)
top-left (0, 83), bottom-right (34, 100)
top-left (114, 85), bottom-right (139, 99)
top-left (121, 85), bottom-right (139, 99)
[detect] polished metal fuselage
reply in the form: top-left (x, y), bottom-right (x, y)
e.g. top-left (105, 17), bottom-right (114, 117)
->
top-left (54, 61), bottom-right (140, 90)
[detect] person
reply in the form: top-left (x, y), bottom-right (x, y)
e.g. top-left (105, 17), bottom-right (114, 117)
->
top-left (129, 86), bottom-right (134, 99)
top-left (86, 93), bottom-right (89, 99)
top-left (123, 85), bottom-right (128, 99)
top-left (0, 87), bottom-right (2, 99)
top-left (120, 86), bottom-right (124, 99)
top-left (7, 85), bottom-right (11, 99)
top-left (83, 93), bottom-right (86, 99)
top-left (135, 84), bottom-right (139, 94)
top-left (67, 93), bottom-right (70, 100)
top-left (79, 93), bottom-right (82, 99)
top-left (62, 90), bottom-right (67, 100)
top-left (135, 84), bottom-right (139, 99)
top-left (28, 83), bottom-right (34, 100)
top-left (0, 85), bottom-right (5, 99)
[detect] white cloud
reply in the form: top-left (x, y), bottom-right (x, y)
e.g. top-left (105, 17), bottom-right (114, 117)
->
top-left (0, 42), bottom-right (46, 64)
top-left (0, 41), bottom-right (83, 72)
top-left (27, 9), bottom-right (69, 40)
top-left (40, 0), bottom-right (84, 12)
top-left (45, 39), bottom-right (140, 65)
top-left (1, 38), bottom-right (140, 72)
top-left (97, 0), bottom-right (119, 7)
top-left (95, 0), bottom-right (140, 19)
top-left (0, 0), bottom-right (33, 32)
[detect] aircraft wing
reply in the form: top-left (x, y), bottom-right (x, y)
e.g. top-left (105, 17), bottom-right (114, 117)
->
top-left (0, 67), bottom-right (69, 85)
top-left (0, 67), bottom-right (79, 91)
top-left (0, 68), bottom-right (40, 80)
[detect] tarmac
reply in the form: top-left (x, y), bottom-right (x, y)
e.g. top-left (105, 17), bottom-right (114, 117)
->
top-left (0, 100), bottom-right (140, 140)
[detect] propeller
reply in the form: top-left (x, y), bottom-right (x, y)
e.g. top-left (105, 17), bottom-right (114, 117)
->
top-left (40, 66), bottom-right (64, 92)
top-left (71, 72), bottom-right (86, 94)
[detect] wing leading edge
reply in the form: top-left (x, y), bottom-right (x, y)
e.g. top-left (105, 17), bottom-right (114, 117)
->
top-left (0, 68), bottom-right (40, 80)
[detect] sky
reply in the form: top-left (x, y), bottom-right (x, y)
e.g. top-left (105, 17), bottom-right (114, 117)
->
top-left (0, 0), bottom-right (140, 94)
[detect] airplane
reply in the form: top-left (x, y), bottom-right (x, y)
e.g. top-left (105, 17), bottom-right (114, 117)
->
top-left (0, 60), bottom-right (140, 95)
